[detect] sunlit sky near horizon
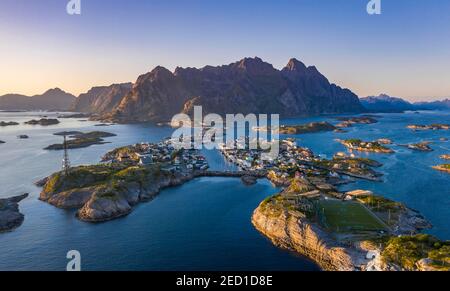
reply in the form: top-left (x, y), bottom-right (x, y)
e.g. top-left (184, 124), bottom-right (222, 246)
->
top-left (1, 0), bottom-right (450, 101)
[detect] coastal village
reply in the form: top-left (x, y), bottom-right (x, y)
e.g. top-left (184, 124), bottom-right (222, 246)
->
top-left (216, 136), bottom-right (448, 271)
top-left (101, 138), bottom-right (210, 172)
top-left (219, 137), bottom-right (383, 186)
top-left (216, 122), bottom-right (450, 271)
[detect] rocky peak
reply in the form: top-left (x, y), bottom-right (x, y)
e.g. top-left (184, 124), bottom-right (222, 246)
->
top-left (150, 66), bottom-right (173, 77)
top-left (41, 88), bottom-right (72, 97)
top-left (137, 66), bottom-right (174, 84)
top-left (44, 87), bottom-right (64, 94)
top-left (282, 59), bottom-right (329, 85)
top-left (235, 57), bottom-right (275, 75)
top-left (284, 58), bottom-right (307, 72)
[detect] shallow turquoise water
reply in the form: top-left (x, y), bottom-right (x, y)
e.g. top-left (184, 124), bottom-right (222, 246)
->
top-left (0, 110), bottom-right (448, 270)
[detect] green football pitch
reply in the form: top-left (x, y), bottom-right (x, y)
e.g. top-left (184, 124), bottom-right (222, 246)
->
top-left (317, 199), bottom-right (388, 233)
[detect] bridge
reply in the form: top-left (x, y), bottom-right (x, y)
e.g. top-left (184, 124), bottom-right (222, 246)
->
top-left (194, 170), bottom-right (268, 179)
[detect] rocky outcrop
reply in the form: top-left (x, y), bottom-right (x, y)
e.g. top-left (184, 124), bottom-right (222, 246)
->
top-left (70, 83), bottom-right (132, 114)
top-left (0, 88), bottom-right (76, 111)
top-left (252, 205), bottom-right (367, 271)
top-left (76, 172), bottom-right (196, 222)
top-left (42, 187), bottom-right (95, 209)
top-left (0, 121), bottom-right (19, 127)
top-left (0, 194), bottom-right (28, 232)
top-left (100, 57), bottom-right (363, 123)
top-left (241, 175), bottom-right (257, 185)
top-left (25, 118), bottom-right (60, 126)
top-left (432, 164), bottom-right (450, 174)
top-left (252, 192), bottom-right (438, 271)
top-left (39, 163), bottom-right (198, 222)
top-left (44, 131), bottom-right (116, 150)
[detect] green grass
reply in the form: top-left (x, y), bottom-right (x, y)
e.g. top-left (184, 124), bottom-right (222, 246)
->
top-left (382, 234), bottom-right (450, 270)
top-left (279, 122), bottom-right (336, 134)
top-left (316, 199), bottom-right (387, 233)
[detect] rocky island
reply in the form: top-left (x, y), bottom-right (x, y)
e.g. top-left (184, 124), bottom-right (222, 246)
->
top-left (335, 116), bottom-right (378, 128)
top-left (25, 118), bottom-right (60, 126)
top-left (339, 139), bottom-right (394, 154)
top-left (312, 153), bottom-right (383, 181)
top-left (45, 131), bottom-right (116, 150)
top-left (58, 113), bottom-right (91, 119)
top-left (39, 139), bottom-right (210, 222)
top-left (251, 177), bottom-right (448, 271)
top-left (0, 194), bottom-right (28, 232)
top-left (440, 155), bottom-right (450, 160)
top-left (40, 163), bottom-right (197, 222)
top-left (0, 121), bottom-right (19, 127)
top-left (401, 141), bottom-right (433, 152)
top-left (432, 164), bottom-right (450, 174)
top-left (377, 138), bottom-right (393, 145)
top-left (407, 124), bottom-right (450, 131)
top-left (220, 139), bottom-right (384, 186)
top-left (274, 122), bottom-right (336, 135)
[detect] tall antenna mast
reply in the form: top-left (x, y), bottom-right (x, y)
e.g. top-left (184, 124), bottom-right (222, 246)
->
top-left (62, 134), bottom-right (71, 175)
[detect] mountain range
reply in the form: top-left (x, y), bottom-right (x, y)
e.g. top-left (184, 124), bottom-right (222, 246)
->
top-left (0, 88), bottom-right (75, 111)
top-left (414, 99), bottom-right (450, 111)
top-left (2, 57), bottom-right (448, 120)
top-left (360, 94), bottom-right (415, 113)
top-left (100, 57), bottom-right (363, 122)
top-left (360, 94), bottom-right (450, 112)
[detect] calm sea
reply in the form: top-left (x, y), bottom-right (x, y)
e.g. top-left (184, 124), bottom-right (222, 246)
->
top-left (0, 110), bottom-right (448, 270)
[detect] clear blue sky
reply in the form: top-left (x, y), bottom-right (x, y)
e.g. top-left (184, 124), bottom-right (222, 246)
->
top-left (1, 0), bottom-right (449, 101)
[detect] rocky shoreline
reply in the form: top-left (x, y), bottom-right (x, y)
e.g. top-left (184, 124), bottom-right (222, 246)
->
top-left (259, 122), bottom-right (337, 135)
top-left (407, 124), bottom-right (449, 131)
top-left (252, 205), bottom-right (362, 270)
top-left (432, 164), bottom-right (450, 174)
top-left (25, 118), bottom-right (60, 126)
top-left (0, 194), bottom-right (28, 232)
top-left (39, 165), bottom-right (267, 223)
top-left (45, 131), bottom-right (116, 150)
top-left (0, 121), bottom-right (19, 127)
top-left (249, 172), bottom-right (448, 271)
top-left (339, 139), bottom-right (394, 154)
top-left (400, 141), bottom-right (433, 152)
top-left (251, 186), bottom-right (441, 271)
top-left (39, 164), bottom-right (199, 222)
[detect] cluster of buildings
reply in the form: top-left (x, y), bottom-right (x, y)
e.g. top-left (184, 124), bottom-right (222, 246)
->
top-left (111, 138), bottom-right (209, 172)
top-left (219, 138), bottom-right (319, 179)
